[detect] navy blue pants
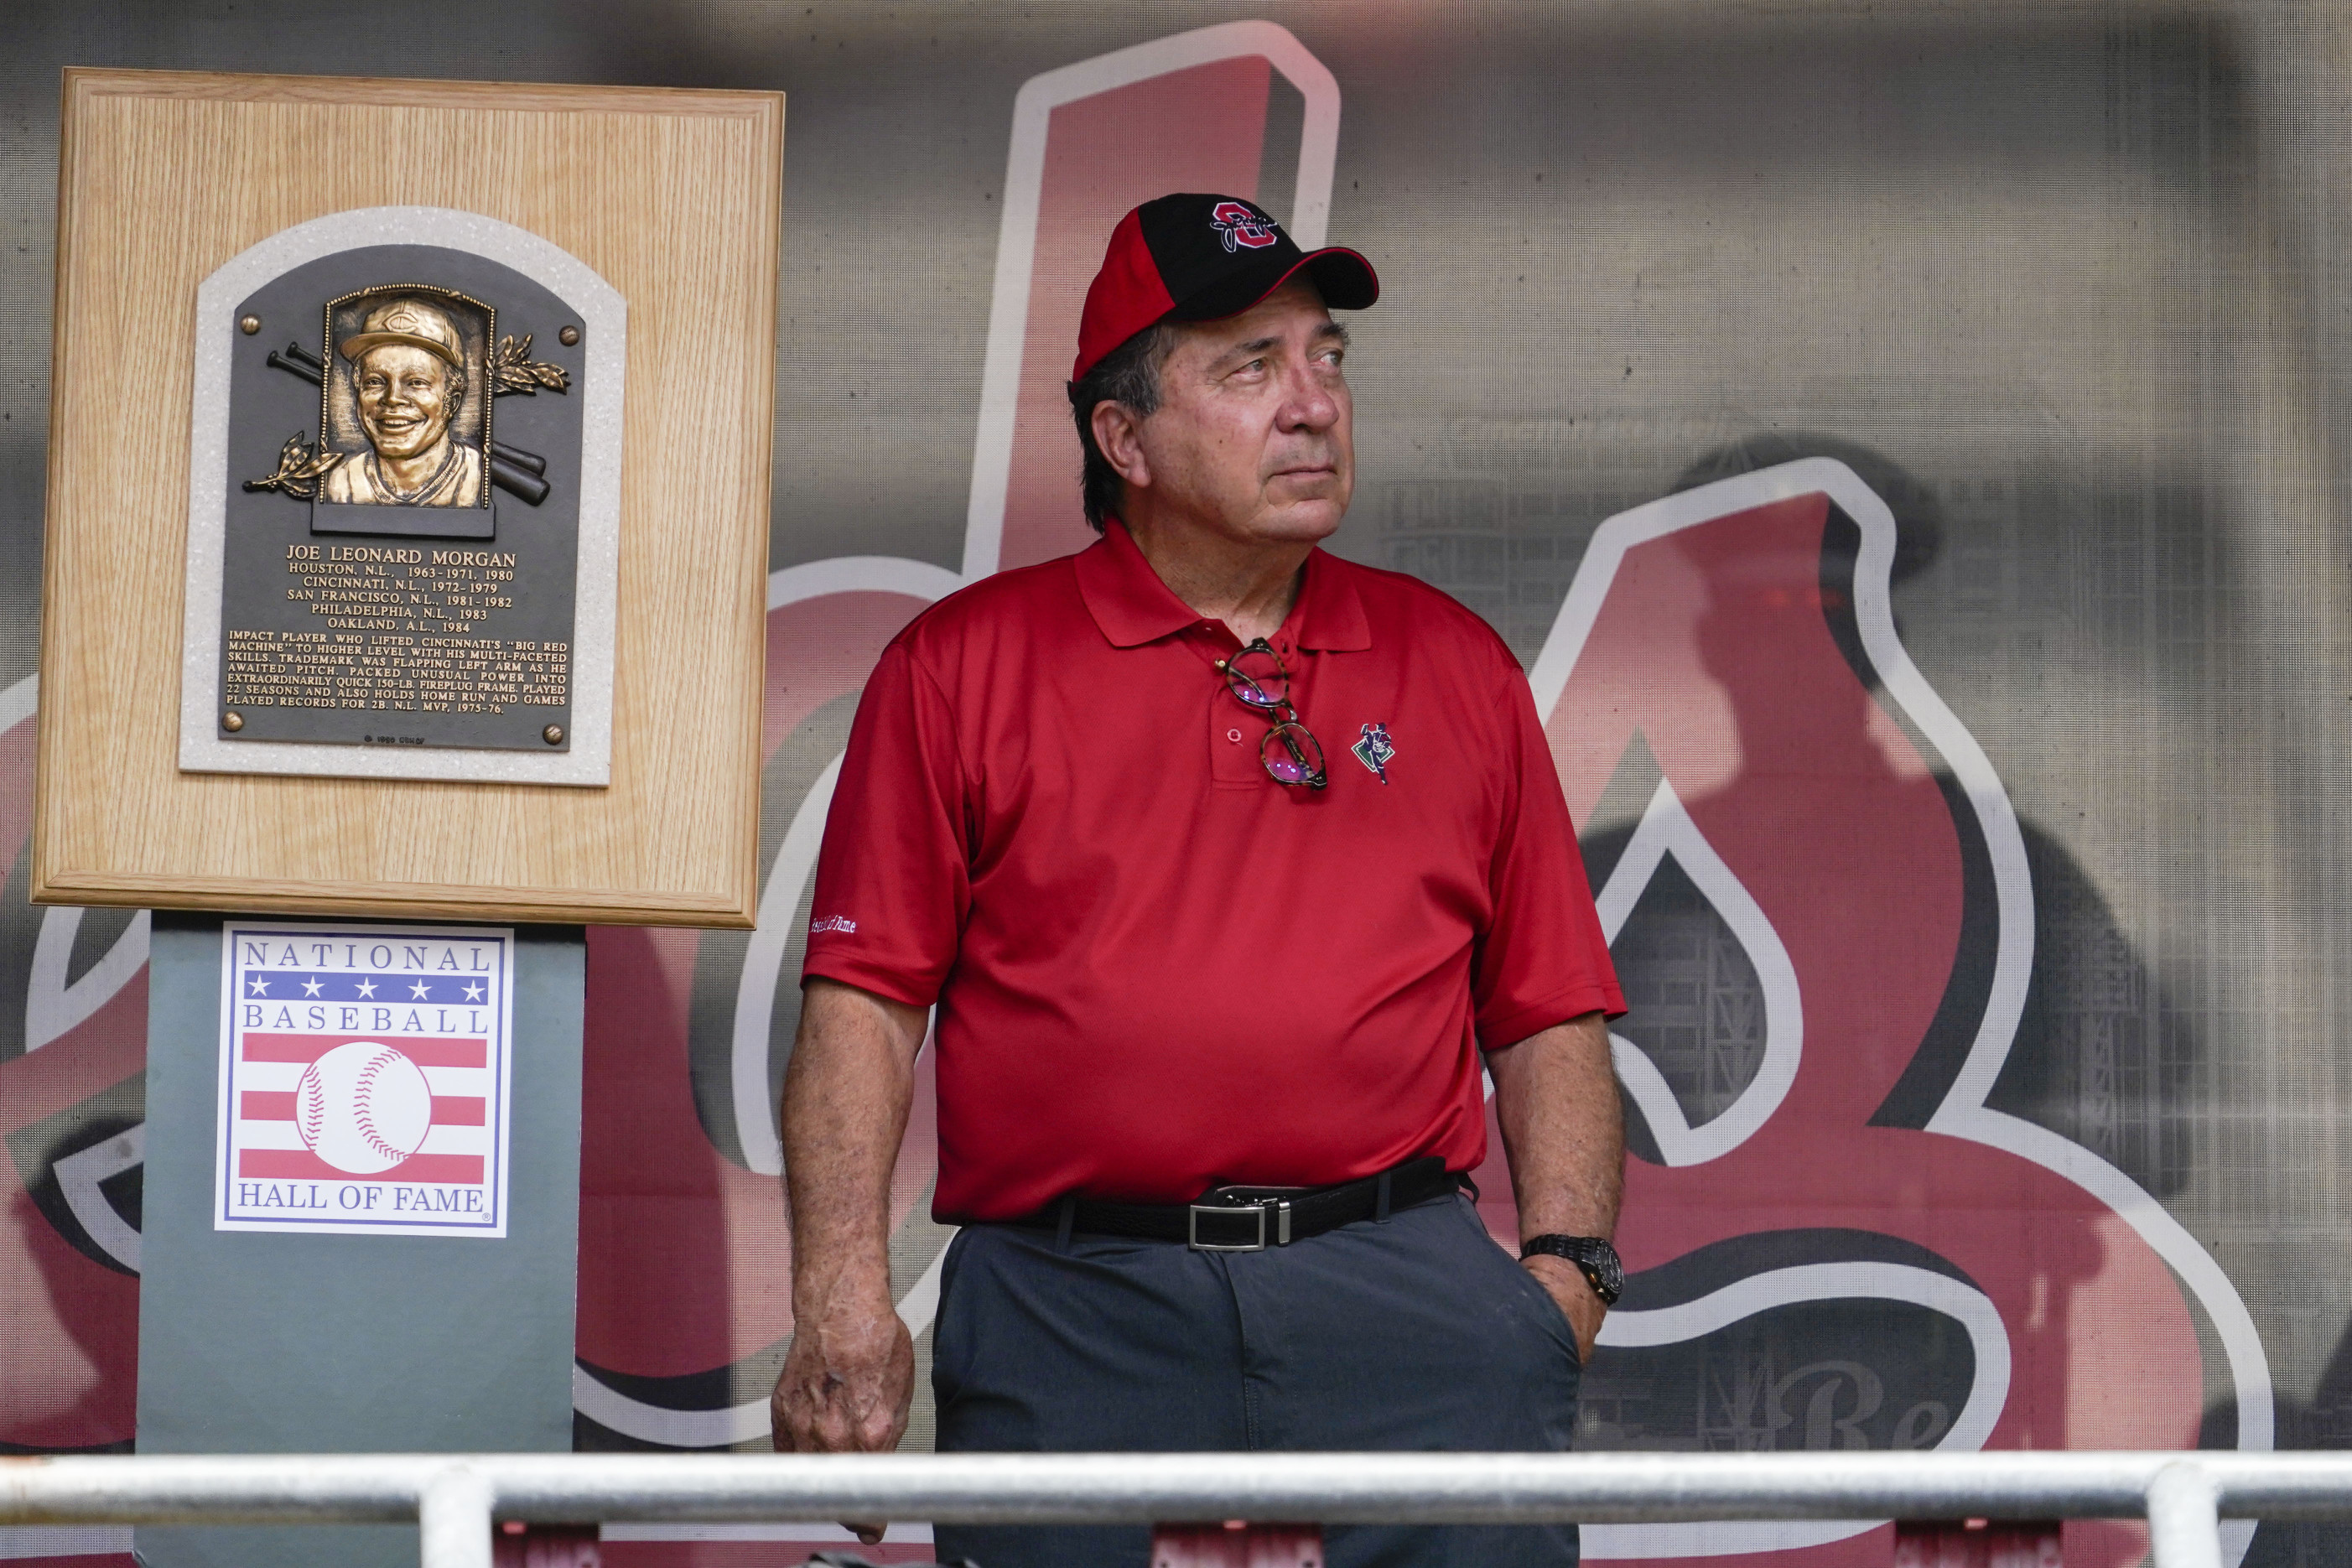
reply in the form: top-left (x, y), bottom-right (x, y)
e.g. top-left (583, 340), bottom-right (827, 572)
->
top-left (932, 1193), bottom-right (1582, 1568)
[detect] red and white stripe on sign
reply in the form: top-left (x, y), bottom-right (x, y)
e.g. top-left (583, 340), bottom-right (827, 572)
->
top-left (234, 1033), bottom-right (489, 1184)
top-left (235, 1149), bottom-right (485, 1183)
top-left (241, 1033), bottom-right (486, 1066)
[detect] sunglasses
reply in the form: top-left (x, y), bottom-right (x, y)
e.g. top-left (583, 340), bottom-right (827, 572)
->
top-left (1214, 639), bottom-right (1327, 790)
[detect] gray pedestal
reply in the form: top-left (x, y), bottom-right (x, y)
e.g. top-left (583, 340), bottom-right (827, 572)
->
top-left (135, 912), bottom-right (584, 1568)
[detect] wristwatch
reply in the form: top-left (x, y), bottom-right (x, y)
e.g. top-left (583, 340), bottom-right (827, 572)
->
top-left (1519, 1234), bottom-right (1623, 1306)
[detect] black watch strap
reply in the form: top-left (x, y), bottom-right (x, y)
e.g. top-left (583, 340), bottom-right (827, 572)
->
top-left (1519, 1233), bottom-right (1623, 1306)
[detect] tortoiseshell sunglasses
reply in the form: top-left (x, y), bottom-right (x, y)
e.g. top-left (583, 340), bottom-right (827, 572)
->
top-left (1215, 638), bottom-right (1327, 791)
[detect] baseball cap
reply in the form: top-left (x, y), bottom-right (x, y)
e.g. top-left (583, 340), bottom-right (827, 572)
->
top-left (340, 297), bottom-right (464, 366)
top-left (1071, 193), bottom-right (1379, 382)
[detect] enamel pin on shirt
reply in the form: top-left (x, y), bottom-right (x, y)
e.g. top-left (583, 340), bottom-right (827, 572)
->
top-left (1353, 722), bottom-right (1395, 782)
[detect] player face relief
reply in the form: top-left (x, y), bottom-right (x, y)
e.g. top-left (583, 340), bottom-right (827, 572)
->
top-left (355, 342), bottom-right (458, 462)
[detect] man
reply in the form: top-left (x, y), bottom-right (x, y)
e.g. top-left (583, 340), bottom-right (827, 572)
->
top-left (321, 296), bottom-right (485, 507)
top-left (774, 193), bottom-right (1626, 1568)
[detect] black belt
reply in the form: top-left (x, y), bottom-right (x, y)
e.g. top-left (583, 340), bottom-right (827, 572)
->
top-left (1009, 1155), bottom-right (1462, 1253)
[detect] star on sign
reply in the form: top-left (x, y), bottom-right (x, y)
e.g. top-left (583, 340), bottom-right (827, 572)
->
top-left (301, 978), bottom-right (324, 997)
top-left (355, 979), bottom-right (377, 998)
top-left (247, 975), bottom-right (269, 996)
top-left (462, 981), bottom-right (485, 1002)
top-left (409, 980), bottom-right (433, 999)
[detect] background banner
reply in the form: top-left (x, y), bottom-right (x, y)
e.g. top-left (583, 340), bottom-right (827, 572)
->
top-left (8, 5), bottom-right (2352, 1567)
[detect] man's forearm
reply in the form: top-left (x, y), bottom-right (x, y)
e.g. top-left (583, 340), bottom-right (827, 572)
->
top-left (1486, 1010), bottom-right (1623, 1358)
top-left (782, 979), bottom-right (926, 1306)
top-left (1487, 1010), bottom-right (1622, 1237)
top-left (773, 978), bottom-right (928, 1469)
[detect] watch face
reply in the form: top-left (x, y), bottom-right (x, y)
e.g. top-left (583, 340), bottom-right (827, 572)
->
top-left (1582, 1241), bottom-right (1625, 1301)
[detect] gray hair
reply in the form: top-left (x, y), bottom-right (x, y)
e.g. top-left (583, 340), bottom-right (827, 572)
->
top-left (1066, 323), bottom-right (1179, 531)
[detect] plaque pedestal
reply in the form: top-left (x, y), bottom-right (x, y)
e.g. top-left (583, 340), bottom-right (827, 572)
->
top-left (133, 911), bottom-right (585, 1568)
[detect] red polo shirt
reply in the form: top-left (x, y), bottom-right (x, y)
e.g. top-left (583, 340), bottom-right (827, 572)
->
top-left (802, 522), bottom-right (1623, 1223)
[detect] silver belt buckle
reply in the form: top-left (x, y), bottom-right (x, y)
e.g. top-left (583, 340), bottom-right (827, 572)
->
top-left (1186, 1198), bottom-right (1293, 1252)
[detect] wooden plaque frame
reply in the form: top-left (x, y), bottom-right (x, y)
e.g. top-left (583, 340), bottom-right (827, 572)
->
top-left (35, 70), bottom-right (782, 927)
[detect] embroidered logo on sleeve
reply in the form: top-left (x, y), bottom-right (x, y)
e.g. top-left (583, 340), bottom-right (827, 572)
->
top-left (809, 916), bottom-right (858, 935)
top-left (1351, 722), bottom-right (1395, 783)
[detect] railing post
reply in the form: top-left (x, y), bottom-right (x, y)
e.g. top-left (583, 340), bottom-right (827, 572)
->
top-left (2146, 1461), bottom-right (2223, 1568)
top-left (418, 1466), bottom-right (496, 1568)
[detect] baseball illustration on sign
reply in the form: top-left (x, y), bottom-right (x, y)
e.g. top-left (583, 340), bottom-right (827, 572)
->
top-left (298, 1041), bottom-right (434, 1174)
top-left (215, 922), bottom-right (515, 1238)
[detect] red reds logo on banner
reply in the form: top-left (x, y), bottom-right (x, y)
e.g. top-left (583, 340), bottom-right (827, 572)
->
top-left (1519, 459), bottom-right (2272, 1566)
top-left (1210, 199), bottom-right (1279, 252)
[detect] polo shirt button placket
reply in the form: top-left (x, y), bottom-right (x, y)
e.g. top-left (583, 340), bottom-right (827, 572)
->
top-left (1209, 671), bottom-right (1265, 787)
top-left (1212, 701), bottom-right (1263, 783)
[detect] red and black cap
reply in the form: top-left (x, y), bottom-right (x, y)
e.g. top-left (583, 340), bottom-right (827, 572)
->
top-left (1072, 193), bottom-right (1379, 382)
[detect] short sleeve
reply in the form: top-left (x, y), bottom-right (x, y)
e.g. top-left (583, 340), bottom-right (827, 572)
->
top-left (1474, 654), bottom-right (1626, 1048)
top-left (799, 641), bottom-right (972, 1008)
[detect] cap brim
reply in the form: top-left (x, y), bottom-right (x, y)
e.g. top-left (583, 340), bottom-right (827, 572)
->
top-left (1166, 246), bottom-right (1380, 324)
top-left (340, 331), bottom-right (462, 366)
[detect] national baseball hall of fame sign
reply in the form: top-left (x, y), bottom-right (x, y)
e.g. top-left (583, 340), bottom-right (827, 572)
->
top-left (214, 922), bottom-right (517, 1240)
top-left (180, 210), bottom-right (626, 787)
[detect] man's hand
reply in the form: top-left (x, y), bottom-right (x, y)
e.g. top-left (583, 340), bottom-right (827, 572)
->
top-left (1522, 1252), bottom-right (1606, 1365)
top-left (771, 979), bottom-right (931, 1545)
top-left (770, 1275), bottom-right (914, 1545)
top-left (771, 1281), bottom-right (915, 1454)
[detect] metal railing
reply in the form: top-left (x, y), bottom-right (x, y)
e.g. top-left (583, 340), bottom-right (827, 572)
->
top-left (10, 1451), bottom-right (2352, 1568)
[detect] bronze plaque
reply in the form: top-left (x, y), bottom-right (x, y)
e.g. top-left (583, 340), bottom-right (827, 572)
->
top-left (182, 211), bottom-right (624, 787)
top-left (217, 244), bottom-right (586, 756)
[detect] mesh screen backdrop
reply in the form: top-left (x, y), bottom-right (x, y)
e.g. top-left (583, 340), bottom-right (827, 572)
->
top-left (8, 4), bottom-right (2352, 1566)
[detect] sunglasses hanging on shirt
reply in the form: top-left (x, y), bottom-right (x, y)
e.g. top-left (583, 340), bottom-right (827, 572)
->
top-left (1216, 638), bottom-right (1328, 791)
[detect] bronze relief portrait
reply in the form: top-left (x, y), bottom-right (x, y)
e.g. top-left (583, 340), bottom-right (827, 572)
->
top-left (241, 277), bottom-right (567, 518)
top-left (321, 288), bottom-right (492, 508)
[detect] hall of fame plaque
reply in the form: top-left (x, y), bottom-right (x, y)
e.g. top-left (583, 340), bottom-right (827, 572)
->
top-left (214, 920), bottom-right (516, 1238)
top-left (179, 208), bottom-right (626, 786)
top-left (44, 75), bottom-right (776, 926)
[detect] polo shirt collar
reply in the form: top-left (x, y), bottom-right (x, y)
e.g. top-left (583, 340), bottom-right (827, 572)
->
top-left (1076, 520), bottom-right (1372, 652)
top-left (1075, 522), bottom-right (1196, 647)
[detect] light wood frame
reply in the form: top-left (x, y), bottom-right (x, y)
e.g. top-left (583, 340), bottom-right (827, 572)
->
top-left (36, 69), bottom-right (782, 928)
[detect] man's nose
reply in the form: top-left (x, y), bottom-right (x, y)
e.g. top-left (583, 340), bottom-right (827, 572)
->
top-left (1275, 363), bottom-right (1339, 432)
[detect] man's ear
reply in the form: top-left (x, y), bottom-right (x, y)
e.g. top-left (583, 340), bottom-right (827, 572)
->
top-left (1090, 402), bottom-right (1151, 491)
